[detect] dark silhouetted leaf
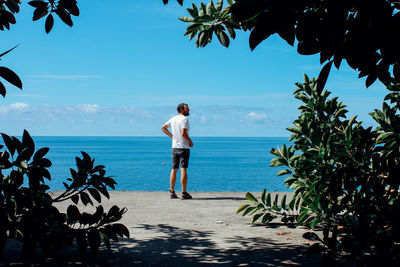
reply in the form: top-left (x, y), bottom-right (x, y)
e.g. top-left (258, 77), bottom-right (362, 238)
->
top-left (67, 205), bottom-right (80, 223)
top-left (33, 147), bottom-right (49, 162)
top-left (28, 1), bottom-right (48, 8)
top-left (1, 133), bottom-right (15, 156)
top-left (112, 223), bottom-right (130, 238)
top-left (71, 194), bottom-right (79, 204)
top-left (0, 44), bottom-right (20, 58)
top-left (0, 82), bottom-right (5, 97)
top-left (88, 188), bottom-right (101, 203)
top-left (59, 0), bottom-right (80, 16)
top-left (45, 14), bottom-right (54, 33)
top-left (55, 7), bottom-right (73, 27)
top-left (317, 61), bottom-right (333, 94)
top-left (38, 158), bottom-right (51, 168)
top-left (0, 66), bottom-right (22, 89)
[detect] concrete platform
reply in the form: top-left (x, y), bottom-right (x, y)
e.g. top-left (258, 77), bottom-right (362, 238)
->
top-left (1, 191), bottom-right (323, 266)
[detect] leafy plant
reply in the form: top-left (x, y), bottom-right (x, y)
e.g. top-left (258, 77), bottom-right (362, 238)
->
top-left (237, 190), bottom-right (299, 224)
top-left (0, 130), bottom-right (129, 258)
top-left (0, 0), bottom-right (79, 97)
top-left (168, 0), bottom-right (400, 89)
top-left (178, 0), bottom-right (238, 48)
top-left (239, 75), bottom-right (400, 264)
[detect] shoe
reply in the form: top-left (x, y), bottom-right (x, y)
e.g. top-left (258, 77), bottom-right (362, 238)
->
top-left (169, 189), bottom-right (178, 199)
top-left (181, 191), bottom-right (192, 200)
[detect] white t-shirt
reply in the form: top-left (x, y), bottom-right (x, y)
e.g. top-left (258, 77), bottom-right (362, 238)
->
top-left (165, 115), bottom-right (190, 149)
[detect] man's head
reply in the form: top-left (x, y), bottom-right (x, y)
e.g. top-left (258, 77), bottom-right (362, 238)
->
top-left (177, 103), bottom-right (190, 116)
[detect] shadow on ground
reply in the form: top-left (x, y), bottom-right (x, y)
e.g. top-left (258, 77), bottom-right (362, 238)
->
top-left (191, 197), bottom-right (247, 201)
top-left (1, 224), bottom-right (324, 266)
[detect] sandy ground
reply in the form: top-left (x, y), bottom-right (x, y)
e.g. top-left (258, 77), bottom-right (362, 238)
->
top-left (0, 191), bottom-right (324, 266)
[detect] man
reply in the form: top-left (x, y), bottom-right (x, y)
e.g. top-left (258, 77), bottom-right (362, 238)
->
top-left (161, 103), bottom-right (194, 199)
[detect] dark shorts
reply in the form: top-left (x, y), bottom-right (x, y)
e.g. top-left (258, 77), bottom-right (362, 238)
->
top-left (172, 148), bottom-right (190, 169)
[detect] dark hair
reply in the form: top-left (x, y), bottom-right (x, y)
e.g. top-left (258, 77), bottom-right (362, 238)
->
top-left (177, 103), bottom-right (187, 113)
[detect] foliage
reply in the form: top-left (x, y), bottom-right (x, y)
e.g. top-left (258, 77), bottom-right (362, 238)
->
top-left (0, 0), bottom-right (79, 97)
top-left (1, 0), bottom-right (130, 259)
top-left (0, 130), bottom-right (129, 257)
top-left (237, 190), bottom-right (298, 225)
top-left (238, 75), bottom-right (400, 264)
top-left (167, 0), bottom-right (400, 89)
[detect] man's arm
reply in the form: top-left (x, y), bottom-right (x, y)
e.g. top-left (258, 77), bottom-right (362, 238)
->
top-left (161, 124), bottom-right (173, 138)
top-left (181, 128), bottom-right (193, 147)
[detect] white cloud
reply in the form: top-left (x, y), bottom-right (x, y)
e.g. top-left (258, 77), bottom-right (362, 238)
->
top-left (0, 102), bottom-right (30, 115)
top-left (0, 104), bottom-right (293, 136)
top-left (10, 102), bottom-right (30, 110)
top-left (246, 112), bottom-right (267, 122)
top-left (78, 104), bottom-right (99, 113)
top-left (27, 75), bottom-right (103, 79)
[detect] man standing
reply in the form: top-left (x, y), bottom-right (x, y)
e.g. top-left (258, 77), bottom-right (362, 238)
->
top-left (161, 103), bottom-right (193, 199)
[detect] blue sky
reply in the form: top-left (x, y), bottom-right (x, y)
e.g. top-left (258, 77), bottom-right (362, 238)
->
top-left (0, 0), bottom-right (389, 137)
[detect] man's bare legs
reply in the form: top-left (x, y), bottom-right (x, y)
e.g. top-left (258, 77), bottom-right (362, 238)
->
top-left (170, 168), bottom-right (178, 191)
top-left (181, 168), bottom-right (188, 192)
top-left (170, 168), bottom-right (188, 192)
top-left (170, 167), bottom-right (191, 199)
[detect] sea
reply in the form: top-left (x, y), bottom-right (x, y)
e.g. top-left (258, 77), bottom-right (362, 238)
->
top-left (10, 137), bottom-right (293, 192)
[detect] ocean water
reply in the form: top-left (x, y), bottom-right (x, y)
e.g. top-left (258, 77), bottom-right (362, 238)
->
top-left (12, 137), bottom-right (292, 192)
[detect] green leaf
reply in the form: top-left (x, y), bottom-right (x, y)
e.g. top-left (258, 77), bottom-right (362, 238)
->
top-left (216, 29), bottom-right (229, 47)
top-left (310, 217), bottom-right (320, 229)
top-left (206, 0), bottom-right (214, 15)
top-left (261, 213), bottom-right (274, 223)
top-left (189, 4), bottom-right (198, 17)
top-left (0, 66), bottom-right (22, 89)
top-left (289, 198), bottom-right (295, 210)
top-left (199, 2), bottom-right (207, 16)
top-left (261, 189), bottom-right (266, 204)
top-left (194, 14), bottom-right (214, 23)
top-left (215, 0), bottom-right (223, 11)
top-left (266, 193), bottom-right (271, 207)
top-left (280, 195), bottom-right (287, 208)
top-left (242, 206), bottom-right (258, 216)
top-left (273, 194), bottom-right (279, 207)
top-left (276, 169), bottom-right (291, 176)
top-left (270, 158), bottom-right (285, 167)
top-left (179, 16), bottom-right (194, 22)
top-left (251, 213), bottom-right (263, 224)
top-left (245, 192), bottom-right (258, 203)
top-left (236, 204), bottom-right (250, 214)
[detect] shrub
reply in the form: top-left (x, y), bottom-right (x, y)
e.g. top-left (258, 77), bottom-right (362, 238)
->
top-left (238, 75), bottom-right (400, 265)
top-left (0, 130), bottom-right (129, 258)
